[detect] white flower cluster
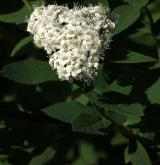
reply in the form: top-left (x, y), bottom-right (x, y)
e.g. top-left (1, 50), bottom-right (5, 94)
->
top-left (27, 4), bottom-right (115, 82)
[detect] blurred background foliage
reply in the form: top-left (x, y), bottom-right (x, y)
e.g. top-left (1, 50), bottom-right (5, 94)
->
top-left (0, 0), bottom-right (160, 164)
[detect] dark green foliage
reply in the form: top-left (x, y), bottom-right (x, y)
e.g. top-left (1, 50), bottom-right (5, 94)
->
top-left (124, 141), bottom-right (152, 165)
top-left (0, 5), bottom-right (30, 24)
top-left (113, 4), bottom-right (140, 35)
top-left (0, 58), bottom-right (58, 84)
top-left (0, 0), bottom-right (160, 164)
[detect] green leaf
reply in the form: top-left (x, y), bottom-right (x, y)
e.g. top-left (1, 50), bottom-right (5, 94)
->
top-left (98, 103), bottom-right (144, 125)
top-left (94, 65), bottom-right (109, 94)
top-left (0, 6), bottom-right (30, 24)
top-left (42, 101), bottom-right (109, 135)
top-left (148, 0), bottom-right (160, 23)
top-left (11, 36), bottom-right (32, 57)
top-left (113, 4), bottom-right (140, 35)
top-left (73, 115), bottom-right (110, 135)
top-left (149, 62), bottom-right (160, 70)
top-left (124, 142), bottom-right (152, 165)
top-left (107, 104), bottom-right (144, 116)
top-left (110, 49), bottom-right (157, 63)
top-left (0, 121), bottom-right (6, 129)
top-left (0, 58), bottom-right (57, 84)
top-left (138, 132), bottom-right (155, 141)
top-left (124, 116), bottom-right (142, 126)
top-left (29, 147), bottom-right (55, 165)
top-left (128, 27), bottom-right (156, 48)
top-left (123, 0), bottom-right (149, 9)
top-left (107, 111), bottom-right (127, 125)
top-left (94, 73), bottom-right (132, 95)
top-left (146, 78), bottom-right (160, 104)
top-left (87, 90), bottom-right (145, 119)
top-left (90, 89), bottom-right (144, 126)
top-left (106, 80), bottom-right (132, 95)
top-left (111, 133), bottom-right (129, 146)
top-left (78, 142), bottom-right (99, 164)
top-left (41, 101), bottom-right (97, 124)
top-left (74, 94), bottom-right (89, 105)
top-left (72, 113), bottom-right (100, 129)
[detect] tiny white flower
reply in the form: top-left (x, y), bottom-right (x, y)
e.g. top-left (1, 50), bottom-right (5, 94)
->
top-left (27, 4), bottom-right (115, 82)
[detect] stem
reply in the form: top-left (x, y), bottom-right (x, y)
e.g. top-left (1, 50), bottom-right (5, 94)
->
top-left (22, 0), bottom-right (33, 10)
top-left (143, 6), bottom-right (160, 60)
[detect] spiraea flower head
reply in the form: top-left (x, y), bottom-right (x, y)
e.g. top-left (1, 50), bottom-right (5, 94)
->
top-left (27, 4), bottom-right (115, 83)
